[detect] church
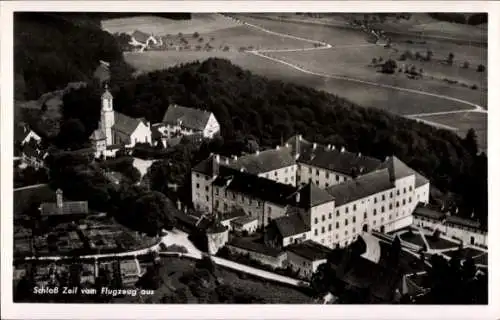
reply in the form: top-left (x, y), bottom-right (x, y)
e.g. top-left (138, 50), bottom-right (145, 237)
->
top-left (90, 84), bottom-right (152, 158)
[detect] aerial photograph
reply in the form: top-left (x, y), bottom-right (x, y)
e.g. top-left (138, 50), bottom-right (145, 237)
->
top-left (12, 11), bottom-right (487, 304)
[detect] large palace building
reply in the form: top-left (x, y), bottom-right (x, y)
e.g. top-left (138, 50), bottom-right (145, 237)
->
top-left (191, 135), bottom-right (430, 249)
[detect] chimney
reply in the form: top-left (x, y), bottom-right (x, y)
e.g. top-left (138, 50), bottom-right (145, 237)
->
top-left (341, 147), bottom-right (346, 153)
top-left (56, 189), bottom-right (63, 209)
top-left (296, 192), bottom-right (301, 203)
top-left (313, 143), bottom-right (317, 150)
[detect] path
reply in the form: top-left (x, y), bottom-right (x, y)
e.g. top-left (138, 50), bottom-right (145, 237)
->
top-left (221, 14), bottom-right (487, 119)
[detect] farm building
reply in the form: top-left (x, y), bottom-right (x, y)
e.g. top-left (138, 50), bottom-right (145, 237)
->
top-left (230, 216), bottom-right (259, 234)
top-left (159, 104), bottom-right (220, 140)
top-left (225, 237), bottom-right (287, 269)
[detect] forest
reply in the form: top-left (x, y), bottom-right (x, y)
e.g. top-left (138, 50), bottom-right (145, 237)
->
top-left (14, 12), bottom-right (133, 101)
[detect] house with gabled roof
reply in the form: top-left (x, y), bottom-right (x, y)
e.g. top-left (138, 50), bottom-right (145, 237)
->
top-left (158, 104), bottom-right (220, 140)
top-left (90, 84), bottom-right (152, 158)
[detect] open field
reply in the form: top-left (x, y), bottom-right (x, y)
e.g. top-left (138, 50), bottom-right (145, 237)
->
top-left (413, 112), bottom-right (487, 151)
top-left (268, 49), bottom-right (486, 106)
top-left (101, 13), bottom-right (239, 35)
top-left (232, 14), bottom-right (371, 45)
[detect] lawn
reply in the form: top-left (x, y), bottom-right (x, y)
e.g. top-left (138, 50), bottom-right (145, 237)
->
top-left (414, 112), bottom-right (487, 150)
top-left (117, 256), bottom-right (314, 304)
top-left (101, 13), bottom-right (239, 35)
top-left (399, 231), bottom-right (427, 248)
top-left (424, 235), bottom-right (459, 250)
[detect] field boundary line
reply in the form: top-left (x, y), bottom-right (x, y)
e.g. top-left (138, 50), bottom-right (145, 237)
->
top-left (406, 109), bottom-right (485, 118)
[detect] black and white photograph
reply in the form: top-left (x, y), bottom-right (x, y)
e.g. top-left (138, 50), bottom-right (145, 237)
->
top-left (1, 1), bottom-right (498, 319)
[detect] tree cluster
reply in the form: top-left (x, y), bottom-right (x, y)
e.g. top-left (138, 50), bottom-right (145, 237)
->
top-left (14, 13), bottom-right (128, 101)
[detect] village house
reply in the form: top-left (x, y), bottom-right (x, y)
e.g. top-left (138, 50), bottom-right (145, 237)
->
top-left (191, 135), bottom-right (431, 249)
top-left (14, 123), bottom-right (41, 147)
top-left (412, 205), bottom-right (488, 247)
top-left (225, 237), bottom-right (288, 269)
top-left (158, 104), bottom-right (220, 140)
top-left (90, 84), bottom-right (152, 158)
top-left (39, 189), bottom-right (89, 218)
top-left (285, 240), bottom-right (331, 279)
top-left (128, 30), bottom-right (162, 52)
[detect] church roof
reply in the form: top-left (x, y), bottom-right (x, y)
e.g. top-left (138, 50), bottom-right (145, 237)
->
top-left (162, 104), bottom-right (212, 131)
top-left (89, 129), bottom-right (106, 141)
top-left (112, 112), bottom-right (143, 136)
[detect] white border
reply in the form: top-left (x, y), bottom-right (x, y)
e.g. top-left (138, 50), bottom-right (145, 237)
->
top-left (1, 1), bottom-right (499, 319)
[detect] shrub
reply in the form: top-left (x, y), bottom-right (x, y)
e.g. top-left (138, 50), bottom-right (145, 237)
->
top-left (477, 64), bottom-right (486, 72)
top-left (462, 61), bottom-right (470, 69)
top-left (470, 84), bottom-right (478, 90)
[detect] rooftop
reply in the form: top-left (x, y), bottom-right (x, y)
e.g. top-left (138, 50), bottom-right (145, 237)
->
top-left (286, 240), bottom-right (331, 261)
top-left (380, 156), bottom-right (415, 182)
top-left (287, 135), bottom-right (382, 176)
top-left (413, 205), bottom-right (445, 220)
top-left (40, 201), bottom-right (89, 216)
top-left (227, 237), bottom-right (284, 257)
top-left (272, 213), bottom-right (309, 238)
top-left (326, 168), bottom-right (394, 206)
top-left (231, 215), bottom-right (258, 226)
top-left (445, 215), bottom-right (482, 230)
top-left (162, 104), bottom-right (212, 131)
top-left (131, 30), bottom-right (151, 43)
top-left (113, 111), bottom-right (145, 136)
top-left (227, 147), bottom-right (295, 175)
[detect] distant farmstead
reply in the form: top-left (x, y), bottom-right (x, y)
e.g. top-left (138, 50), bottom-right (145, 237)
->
top-left (128, 30), bottom-right (162, 52)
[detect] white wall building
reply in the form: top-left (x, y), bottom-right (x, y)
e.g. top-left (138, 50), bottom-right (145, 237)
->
top-left (158, 104), bottom-right (220, 141)
top-left (285, 240), bottom-right (330, 279)
top-left (191, 135), bottom-right (431, 250)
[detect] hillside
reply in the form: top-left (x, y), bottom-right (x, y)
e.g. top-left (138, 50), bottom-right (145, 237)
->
top-left (14, 12), bottom-right (132, 101)
top-left (90, 57), bottom-right (485, 226)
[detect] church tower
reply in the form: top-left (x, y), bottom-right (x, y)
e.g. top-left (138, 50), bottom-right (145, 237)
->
top-left (100, 83), bottom-right (115, 145)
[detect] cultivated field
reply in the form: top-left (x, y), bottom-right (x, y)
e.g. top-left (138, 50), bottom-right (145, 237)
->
top-left (101, 13), bottom-right (239, 35)
top-left (414, 112), bottom-right (487, 151)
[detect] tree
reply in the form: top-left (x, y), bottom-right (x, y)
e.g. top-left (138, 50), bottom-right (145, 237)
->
top-left (463, 128), bottom-right (479, 155)
top-left (462, 61), bottom-right (470, 69)
top-left (193, 31), bottom-right (199, 38)
top-left (56, 118), bottom-right (88, 150)
top-left (135, 191), bottom-right (176, 235)
top-left (381, 59), bottom-right (397, 74)
top-left (426, 49), bottom-right (433, 61)
top-left (371, 57), bottom-right (378, 65)
top-left (477, 64), bottom-right (485, 72)
top-left (447, 52), bottom-right (455, 65)
top-left (310, 263), bottom-right (336, 296)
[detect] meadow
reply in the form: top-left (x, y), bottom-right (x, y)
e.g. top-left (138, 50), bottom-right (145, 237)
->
top-left (101, 13), bottom-right (239, 35)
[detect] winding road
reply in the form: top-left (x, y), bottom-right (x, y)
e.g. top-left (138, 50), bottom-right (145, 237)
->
top-left (221, 14), bottom-right (487, 123)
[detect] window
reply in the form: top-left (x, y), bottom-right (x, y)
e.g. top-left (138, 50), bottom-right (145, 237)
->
top-left (316, 180), bottom-right (319, 186)
top-left (403, 199), bottom-right (406, 205)
top-left (403, 187), bottom-right (407, 194)
top-left (321, 226), bottom-right (325, 234)
top-left (314, 217), bottom-right (318, 224)
top-left (364, 212), bottom-right (367, 219)
top-left (397, 190), bottom-right (400, 196)
top-left (374, 197), bottom-right (377, 204)
top-left (409, 197), bottom-right (412, 203)
top-left (215, 188), bottom-right (219, 196)
top-left (353, 216), bottom-right (356, 223)
top-left (353, 204), bottom-right (357, 211)
top-left (345, 207), bottom-right (349, 214)
top-left (353, 227), bottom-right (356, 233)
top-left (232, 193), bottom-right (236, 200)
top-left (389, 203), bottom-right (393, 210)
top-left (316, 169), bottom-right (320, 176)
top-left (309, 168), bottom-right (312, 174)
top-left (314, 229), bottom-right (318, 236)
top-left (345, 219), bottom-right (348, 226)
top-left (326, 172), bottom-right (330, 179)
top-left (389, 214), bottom-right (392, 220)
top-left (274, 171), bottom-right (278, 176)
top-left (381, 217), bottom-right (385, 223)
top-left (328, 212), bottom-right (332, 219)
top-left (309, 178), bottom-right (313, 183)
top-left (373, 209), bottom-right (377, 216)
top-left (206, 196), bottom-right (209, 202)
top-left (328, 224), bottom-right (332, 231)
top-left (322, 215), bottom-right (325, 222)
top-left (196, 173), bottom-right (200, 178)
top-left (336, 175), bottom-right (340, 182)
top-left (285, 178), bottom-right (288, 183)
top-left (336, 234), bottom-right (339, 239)
top-left (285, 168), bottom-right (288, 173)
top-left (336, 222), bottom-right (339, 229)
top-left (205, 186), bottom-right (209, 192)
top-left (325, 183), bottom-right (329, 188)
top-left (336, 210), bottom-right (340, 217)
top-left (381, 206), bottom-right (385, 213)
top-left (196, 183), bottom-right (200, 189)
top-left (345, 230), bottom-right (348, 236)
top-left (396, 201), bottom-right (400, 208)
top-left (390, 192), bottom-right (393, 198)
top-left (268, 207), bottom-right (272, 214)
top-left (409, 185), bottom-right (413, 191)
top-left (382, 194), bottom-right (386, 201)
